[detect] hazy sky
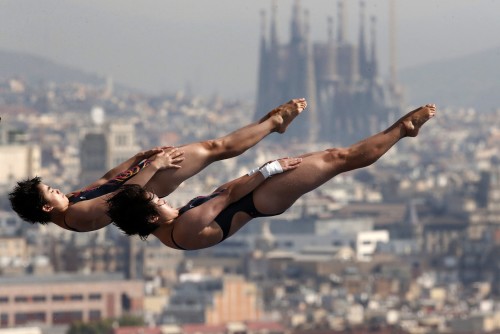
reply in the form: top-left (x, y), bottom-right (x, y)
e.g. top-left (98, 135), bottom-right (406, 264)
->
top-left (2, 0), bottom-right (500, 99)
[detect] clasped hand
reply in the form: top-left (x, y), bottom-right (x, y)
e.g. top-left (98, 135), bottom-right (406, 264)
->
top-left (148, 147), bottom-right (185, 170)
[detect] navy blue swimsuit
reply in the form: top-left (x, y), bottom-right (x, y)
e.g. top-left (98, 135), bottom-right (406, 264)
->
top-left (64, 160), bottom-right (150, 231)
top-left (171, 191), bottom-right (277, 250)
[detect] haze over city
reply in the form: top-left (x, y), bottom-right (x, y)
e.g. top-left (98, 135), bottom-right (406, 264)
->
top-left (4, 1), bottom-right (500, 333)
top-left (2, 0), bottom-right (500, 99)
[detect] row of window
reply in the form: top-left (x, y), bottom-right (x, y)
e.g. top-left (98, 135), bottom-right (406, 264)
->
top-left (0, 293), bottom-right (102, 304)
top-left (1, 310), bottom-right (101, 326)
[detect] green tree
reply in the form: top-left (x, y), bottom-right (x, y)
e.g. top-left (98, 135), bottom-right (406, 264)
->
top-left (66, 320), bottom-right (112, 334)
top-left (117, 314), bottom-right (144, 327)
top-left (66, 315), bottom-right (143, 334)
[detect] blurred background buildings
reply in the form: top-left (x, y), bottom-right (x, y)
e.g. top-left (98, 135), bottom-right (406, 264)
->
top-left (1, 0), bottom-right (500, 333)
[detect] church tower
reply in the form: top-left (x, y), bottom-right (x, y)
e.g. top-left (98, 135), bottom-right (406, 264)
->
top-left (255, 0), bottom-right (404, 146)
top-left (255, 10), bottom-right (270, 118)
top-left (255, 0), bottom-right (319, 144)
top-left (358, 1), bottom-right (370, 80)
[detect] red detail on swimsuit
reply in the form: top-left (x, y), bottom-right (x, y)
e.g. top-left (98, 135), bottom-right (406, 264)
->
top-left (67, 159), bottom-right (150, 204)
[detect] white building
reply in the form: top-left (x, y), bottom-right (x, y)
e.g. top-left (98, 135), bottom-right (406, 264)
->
top-left (356, 230), bottom-right (389, 262)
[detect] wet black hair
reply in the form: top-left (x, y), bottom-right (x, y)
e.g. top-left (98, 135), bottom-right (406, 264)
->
top-left (9, 176), bottom-right (51, 224)
top-left (107, 184), bottom-right (161, 240)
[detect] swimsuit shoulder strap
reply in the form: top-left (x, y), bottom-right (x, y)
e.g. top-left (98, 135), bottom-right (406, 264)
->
top-left (63, 215), bottom-right (81, 232)
top-left (170, 226), bottom-right (187, 250)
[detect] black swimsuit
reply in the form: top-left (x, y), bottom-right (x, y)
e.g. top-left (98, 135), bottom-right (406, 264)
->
top-left (64, 160), bottom-right (150, 231)
top-left (171, 191), bottom-right (277, 250)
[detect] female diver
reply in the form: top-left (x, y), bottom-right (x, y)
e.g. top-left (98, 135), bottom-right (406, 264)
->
top-left (107, 104), bottom-right (436, 250)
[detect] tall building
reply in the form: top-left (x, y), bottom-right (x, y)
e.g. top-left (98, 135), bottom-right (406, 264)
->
top-left (255, 0), bottom-right (404, 145)
top-left (205, 276), bottom-right (262, 325)
top-left (161, 275), bottom-right (262, 325)
top-left (79, 122), bottom-right (141, 187)
top-left (477, 167), bottom-right (500, 210)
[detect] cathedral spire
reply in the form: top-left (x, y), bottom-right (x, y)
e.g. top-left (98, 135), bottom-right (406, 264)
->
top-left (303, 8), bottom-right (319, 144)
top-left (270, 0), bottom-right (278, 48)
top-left (358, 0), bottom-right (369, 79)
top-left (369, 16), bottom-right (378, 80)
top-left (337, 0), bottom-right (347, 44)
top-left (327, 16), bottom-right (334, 43)
top-left (291, 0), bottom-right (304, 44)
top-left (255, 9), bottom-right (270, 120)
top-left (260, 9), bottom-right (267, 42)
top-left (304, 9), bottom-right (310, 40)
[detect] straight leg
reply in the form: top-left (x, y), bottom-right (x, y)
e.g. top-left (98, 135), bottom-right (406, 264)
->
top-left (147, 99), bottom-right (307, 197)
top-left (253, 104), bottom-right (437, 214)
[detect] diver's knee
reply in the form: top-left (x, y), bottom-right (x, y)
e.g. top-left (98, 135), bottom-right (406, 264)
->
top-left (325, 147), bottom-right (349, 163)
top-left (201, 139), bottom-right (227, 158)
top-left (209, 138), bottom-right (226, 150)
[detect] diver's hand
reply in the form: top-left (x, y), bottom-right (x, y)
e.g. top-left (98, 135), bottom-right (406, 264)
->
top-left (148, 147), bottom-right (185, 170)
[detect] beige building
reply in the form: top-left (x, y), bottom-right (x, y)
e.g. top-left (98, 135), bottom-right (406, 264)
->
top-left (0, 237), bottom-right (28, 261)
top-left (141, 244), bottom-right (183, 281)
top-left (0, 144), bottom-right (41, 186)
top-left (0, 273), bottom-right (143, 327)
top-left (205, 276), bottom-right (262, 325)
top-left (106, 123), bottom-right (141, 169)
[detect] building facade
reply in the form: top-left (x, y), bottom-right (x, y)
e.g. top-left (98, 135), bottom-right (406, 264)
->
top-left (255, 0), bottom-right (404, 145)
top-left (0, 274), bottom-right (143, 327)
top-left (0, 124), bottom-right (41, 186)
top-left (79, 122), bottom-right (141, 187)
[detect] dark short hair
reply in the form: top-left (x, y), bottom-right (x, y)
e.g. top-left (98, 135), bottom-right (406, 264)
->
top-left (9, 176), bottom-right (51, 224)
top-left (107, 184), bottom-right (160, 240)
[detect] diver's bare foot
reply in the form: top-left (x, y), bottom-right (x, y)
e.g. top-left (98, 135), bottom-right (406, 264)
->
top-left (260, 98), bottom-right (307, 133)
top-left (400, 104), bottom-right (436, 137)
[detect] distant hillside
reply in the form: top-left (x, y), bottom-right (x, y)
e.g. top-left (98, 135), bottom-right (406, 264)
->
top-left (0, 49), bottom-right (106, 86)
top-left (2, 47), bottom-right (500, 111)
top-left (399, 46), bottom-right (500, 111)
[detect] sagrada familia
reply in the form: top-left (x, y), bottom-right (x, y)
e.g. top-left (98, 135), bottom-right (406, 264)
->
top-left (255, 0), bottom-right (404, 145)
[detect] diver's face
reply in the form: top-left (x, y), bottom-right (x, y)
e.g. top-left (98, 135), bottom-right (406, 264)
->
top-left (38, 183), bottom-right (69, 213)
top-left (149, 193), bottom-right (178, 224)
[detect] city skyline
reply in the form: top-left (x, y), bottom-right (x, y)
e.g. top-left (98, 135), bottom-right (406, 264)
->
top-left (2, 0), bottom-right (500, 99)
top-left (2, 2), bottom-right (500, 331)
top-left (1, 49), bottom-right (500, 332)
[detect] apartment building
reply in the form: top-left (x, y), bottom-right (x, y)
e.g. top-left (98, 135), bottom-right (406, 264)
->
top-left (0, 273), bottom-right (143, 327)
